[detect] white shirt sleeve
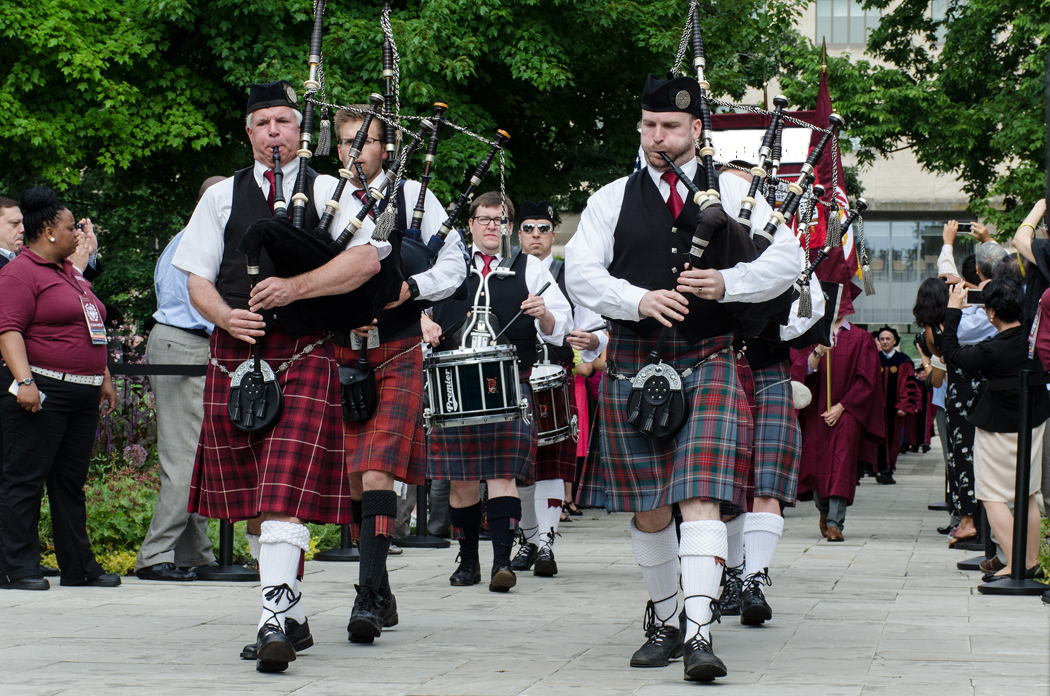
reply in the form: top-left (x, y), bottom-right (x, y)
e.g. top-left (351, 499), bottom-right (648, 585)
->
top-left (410, 184), bottom-right (468, 301)
top-left (172, 177), bottom-right (235, 282)
top-left (716, 172), bottom-right (804, 304)
top-left (314, 175), bottom-right (392, 259)
top-left (526, 255), bottom-right (571, 345)
top-left (780, 272), bottom-right (826, 341)
top-left (937, 244), bottom-right (959, 276)
top-left (565, 177), bottom-right (649, 321)
top-left (573, 303), bottom-right (609, 363)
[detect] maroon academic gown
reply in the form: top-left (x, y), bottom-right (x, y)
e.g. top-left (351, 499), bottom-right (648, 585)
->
top-left (877, 351), bottom-right (917, 471)
top-left (790, 323), bottom-right (884, 505)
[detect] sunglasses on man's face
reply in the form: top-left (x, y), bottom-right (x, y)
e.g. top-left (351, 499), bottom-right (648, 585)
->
top-left (520, 223), bottom-right (553, 234)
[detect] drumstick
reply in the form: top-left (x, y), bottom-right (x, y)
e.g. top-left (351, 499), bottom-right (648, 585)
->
top-left (575, 324), bottom-right (608, 334)
top-left (490, 281), bottom-right (551, 345)
top-left (436, 316), bottom-right (469, 343)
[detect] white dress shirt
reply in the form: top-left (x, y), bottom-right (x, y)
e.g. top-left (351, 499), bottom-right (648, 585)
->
top-left (349, 170), bottom-right (467, 302)
top-left (173, 158), bottom-right (390, 283)
top-left (565, 158), bottom-right (802, 322)
top-left (539, 253), bottom-right (609, 363)
top-left (0, 247), bottom-right (16, 263)
top-left (470, 244), bottom-right (571, 346)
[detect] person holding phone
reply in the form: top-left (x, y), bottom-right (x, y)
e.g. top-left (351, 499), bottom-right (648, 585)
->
top-left (0, 187), bottom-right (118, 591)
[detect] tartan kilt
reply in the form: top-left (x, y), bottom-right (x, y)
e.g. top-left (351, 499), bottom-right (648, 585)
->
top-left (751, 361), bottom-right (802, 506)
top-left (189, 325), bottom-right (349, 524)
top-left (574, 398), bottom-right (608, 508)
top-left (601, 327), bottom-right (753, 512)
top-left (427, 382), bottom-right (536, 484)
top-left (534, 360), bottom-right (580, 482)
top-left (336, 338), bottom-right (425, 485)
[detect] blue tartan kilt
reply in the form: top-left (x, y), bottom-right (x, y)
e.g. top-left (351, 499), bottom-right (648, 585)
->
top-left (600, 327), bottom-right (753, 512)
top-left (751, 362), bottom-right (802, 505)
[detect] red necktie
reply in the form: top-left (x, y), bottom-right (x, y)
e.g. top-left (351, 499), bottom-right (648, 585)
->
top-left (475, 252), bottom-right (496, 278)
top-left (353, 188), bottom-right (375, 220)
top-left (263, 169), bottom-right (276, 215)
top-left (662, 171), bottom-right (684, 219)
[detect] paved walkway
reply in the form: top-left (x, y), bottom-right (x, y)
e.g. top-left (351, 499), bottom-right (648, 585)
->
top-left (1, 446), bottom-right (1047, 695)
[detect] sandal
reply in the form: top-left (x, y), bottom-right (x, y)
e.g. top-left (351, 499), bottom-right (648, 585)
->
top-left (564, 501), bottom-right (583, 516)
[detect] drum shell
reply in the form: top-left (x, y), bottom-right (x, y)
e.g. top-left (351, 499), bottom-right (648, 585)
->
top-left (424, 345), bottom-right (525, 429)
top-left (530, 364), bottom-right (575, 446)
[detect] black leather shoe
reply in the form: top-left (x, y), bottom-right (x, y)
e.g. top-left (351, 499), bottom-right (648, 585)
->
top-left (39, 565), bottom-right (61, 577)
top-left (630, 601), bottom-right (683, 667)
top-left (511, 542), bottom-right (538, 571)
top-left (683, 633), bottom-right (728, 681)
top-left (719, 566), bottom-right (743, 616)
top-left (241, 618), bottom-right (313, 660)
top-left (255, 623), bottom-right (296, 673)
top-left (533, 546), bottom-right (557, 577)
top-left (136, 563), bottom-right (197, 582)
top-left (937, 525), bottom-right (954, 535)
top-left (489, 563), bottom-right (516, 592)
top-left (348, 584), bottom-right (385, 643)
top-left (0, 577), bottom-right (49, 591)
top-left (875, 472), bottom-right (896, 485)
top-left (739, 570), bottom-right (772, 626)
top-left (78, 573), bottom-right (121, 588)
top-left (449, 557), bottom-right (482, 586)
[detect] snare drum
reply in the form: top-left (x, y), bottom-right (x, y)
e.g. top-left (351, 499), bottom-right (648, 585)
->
top-left (529, 363), bottom-right (578, 446)
top-left (423, 345), bottom-right (529, 431)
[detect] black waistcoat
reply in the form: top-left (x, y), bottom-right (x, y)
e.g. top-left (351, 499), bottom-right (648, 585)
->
top-left (607, 166), bottom-right (738, 343)
top-left (538, 259), bottom-right (575, 365)
top-left (432, 248), bottom-right (538, 371)
top-left (216, 165), bottom-right (320, 334)
top-left (743, 335), bottom-right (790, 371)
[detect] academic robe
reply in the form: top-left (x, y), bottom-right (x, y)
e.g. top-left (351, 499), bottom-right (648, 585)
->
top-left (903, 377), bottom-right (935, 448)
top-left (877, 351), bottom-right (917, 470)
top-left (790, 323), bottom-right (884, 504)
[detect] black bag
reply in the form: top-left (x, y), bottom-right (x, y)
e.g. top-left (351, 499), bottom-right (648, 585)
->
top-left (340, 354), bottom-right (378, 421)
top-left (626, 361), bottom-right (688, 439)
top-left (228, 359), bottom-right (283, 434)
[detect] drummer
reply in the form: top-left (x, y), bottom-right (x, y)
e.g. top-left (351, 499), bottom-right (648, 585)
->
top-left (428, 192), bottom-right (572, 593)
top-left (511, 200), bottom-right (607, 578)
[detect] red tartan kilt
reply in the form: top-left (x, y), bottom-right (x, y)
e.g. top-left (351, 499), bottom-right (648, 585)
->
top-left (188, 325), bottom-right (350, 524)
top-left (336, 338), bottom-right (425, 485)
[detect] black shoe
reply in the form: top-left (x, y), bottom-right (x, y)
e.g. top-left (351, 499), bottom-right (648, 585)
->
top-left (719, 565), bottom-right (743, 617)
top-left (136, 563), bottom-right (197, 582)
top-left (533, 546), bottom-right (557, 577)
top-left (683, 633), bottom-right (728, 682)
top-left (630, 601), bottom-right (683, 668)
top-left (75, 573), bottom-right (121, 588)
top-left (449, 556), bottom-right (482, 586)
top-left (489, 563), bottom-right (516, 592)
top-left (255, 623), bottom-right (296, 673)
top-left (921, 445), bottom-right (931, 453)
top-left (875, 472), bottom-right (896, 485)
top-left (510, 541), bottom-right (538, 572)
top-left (0, 577), bottom-right (49, 591)
top-left (937, 525), bottom-right (954, 535)
top-left (39, 565), bottom-right (60, 577)
top-left (739, 570), bottom-right (773, 626)
top-left (241, 618), bottom-right (313, 660)
top-left (348, 584), bottom-right (387, 643)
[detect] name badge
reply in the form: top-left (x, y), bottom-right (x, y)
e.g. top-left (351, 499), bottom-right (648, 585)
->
top-left (81, 296), bottom-right (108, 345)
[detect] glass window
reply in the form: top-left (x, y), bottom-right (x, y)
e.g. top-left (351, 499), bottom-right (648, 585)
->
top-left (816, 0), bottom-right (832, 46)
top-left (815, 0), bottom-right (880, 46)
top-left (931, 0), bottom-right (948, 42)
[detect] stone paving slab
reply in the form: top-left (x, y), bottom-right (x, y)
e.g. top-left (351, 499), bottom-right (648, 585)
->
top-left (1, 447), bottom-right (1047, 695)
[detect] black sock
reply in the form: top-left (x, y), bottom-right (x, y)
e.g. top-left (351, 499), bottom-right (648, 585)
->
top-left (449, 502), bottom-right (482, 563)
top-left (351, 498), bottom-right (364, 542)
top-left (359, 490), bottom-right (397, 591)
top-left (487, 496), bottom-right (522, 568)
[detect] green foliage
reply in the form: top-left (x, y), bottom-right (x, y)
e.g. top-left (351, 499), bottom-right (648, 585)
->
top-left (780, 0), bottom-right (1049, 235)
top-left (0, 0), bottom-right (812, 324)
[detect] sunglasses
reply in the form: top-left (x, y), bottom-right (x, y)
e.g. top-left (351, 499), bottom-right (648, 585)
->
top-left (520, 223), bottom-right (553, 234)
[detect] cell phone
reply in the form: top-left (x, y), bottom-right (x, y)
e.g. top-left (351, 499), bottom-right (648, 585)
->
top-left (958, 222), bottom-right (972, 233)
top-left (966, 289), bottom-right (984, 305)
top-left (8, 379), bottom-right (46, 405)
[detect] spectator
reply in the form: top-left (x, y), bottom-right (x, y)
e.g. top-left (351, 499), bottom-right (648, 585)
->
top-left (0, 197), bottom-right (24, 266)
top-left (942, 278), bottom-right (1049, 580)
top-left (1009, 198), bottom-right (1049, 325)
top-left (0, 186), bottom-right (119, 590)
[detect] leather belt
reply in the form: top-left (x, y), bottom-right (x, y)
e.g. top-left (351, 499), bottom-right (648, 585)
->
top-left (30, 366), bottom-right (105, 387)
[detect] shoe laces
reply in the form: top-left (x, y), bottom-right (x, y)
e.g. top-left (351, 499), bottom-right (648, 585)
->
top-left (682, 593), bottom-right (722, 635)
top-left (539, 526), bottom-right (561, 549)
top-left (684, 630), bottom-right (715, 655)
top-left (743, 569), bottom-right (772, 594)
top-left (261, 583), bottom-right (302, 628)
top-left (641, 597), bottom-right (679, 643)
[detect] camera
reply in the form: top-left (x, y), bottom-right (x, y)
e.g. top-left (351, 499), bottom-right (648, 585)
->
top-left (74, 222), bottom-right (84, 231)
top-left (966, 288), bottom-right (983, 305)
top-left (958, 222), bottom-right (972, 233)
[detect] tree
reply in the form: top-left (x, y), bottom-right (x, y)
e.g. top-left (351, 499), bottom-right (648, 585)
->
top-left (778, 0), bottom-right (1049, 235)
top-left (1, 0), bottom-right (810, 323)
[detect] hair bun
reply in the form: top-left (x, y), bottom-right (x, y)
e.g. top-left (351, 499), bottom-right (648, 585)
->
top-left (20, 186), bottom-right (58, 214)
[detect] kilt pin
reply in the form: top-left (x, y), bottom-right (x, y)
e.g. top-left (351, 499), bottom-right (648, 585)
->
top-left (188, 325), bottom-right (350, 524)
top-left (600, 326), bottom-right (753, 513)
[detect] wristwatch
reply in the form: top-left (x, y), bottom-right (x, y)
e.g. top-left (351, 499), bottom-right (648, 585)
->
top-left (406, 277), bottom-right (421, 300)
top-left (17, 377), bottom-right (34, 386)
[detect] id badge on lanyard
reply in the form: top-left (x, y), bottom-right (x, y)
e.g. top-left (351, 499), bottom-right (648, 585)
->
top-left (80, 295), bottom-right (108, 345)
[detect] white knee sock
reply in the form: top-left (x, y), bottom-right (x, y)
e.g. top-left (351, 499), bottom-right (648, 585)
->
top-left (247, 532), bottom-right (261, 561)
top-left (258, 521), bottom-right (311, 631)
top-left (724, 515), bottom-right (745, 570)
top-left (630, 519), bottom-right (680, 623)
top-left (743, 512), bottom-right (783, 580)
top-left (517, 484), bottom-right (540, 546)
top-left (535, 478), bottom-right (564, 548)
top-left (286, 550), bottom-right (307, 624)
top-left (679, 520), bottom-right (727, 643)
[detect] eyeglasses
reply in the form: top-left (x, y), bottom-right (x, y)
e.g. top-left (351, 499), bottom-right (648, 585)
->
top-left (470, 216), bottom-right (502, 227)
top-left (337, 138), bottom-right (381, 147)
top-left (520, 223), bottom-right (553, 234)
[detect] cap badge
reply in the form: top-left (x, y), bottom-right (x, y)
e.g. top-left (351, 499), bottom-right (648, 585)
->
top-left (285, 84), bottom-right (298, 104)
top-left (674, 90), bottom-right (691, 109)
top-left (547, 205), bottom-right (554, 218)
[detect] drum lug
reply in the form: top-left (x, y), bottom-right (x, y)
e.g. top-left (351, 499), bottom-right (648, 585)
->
top-left (423, 407), bottom-right (433, 435)
top-left (570, 414), bottom-right (579, 443)
top-left (519, 399), bottom-right (531, 425)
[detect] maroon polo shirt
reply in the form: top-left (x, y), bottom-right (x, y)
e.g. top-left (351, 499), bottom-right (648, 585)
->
top-left (0, 248), bottom-right (108, 376)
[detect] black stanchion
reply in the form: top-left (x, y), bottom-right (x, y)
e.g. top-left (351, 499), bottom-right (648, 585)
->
top-left (313, 524), bottom-right (360, 562)
top-left (928, 501), bottom-right (951, 512)
top-left (957, 504), bottom-right (994, 571)
top-left (978, 370), bottom-right (1046, 596)
top-left (395, 480), bottom-right (450, 549)
top-left (195, 520), bottom-right (259, 582)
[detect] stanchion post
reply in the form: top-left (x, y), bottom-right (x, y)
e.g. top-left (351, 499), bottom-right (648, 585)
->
top-left (313, 524), bottom-right (360, 562)
top-left (395, 480), bottom-right (450, 549)
top-left (979, 370), bottom-right (1046, 595)
top-left (195, 520), bottom-right (259, 582)
top-left (957, 503), bottom-right (994, 571)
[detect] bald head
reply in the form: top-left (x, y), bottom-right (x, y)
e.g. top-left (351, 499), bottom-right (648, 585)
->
top-left (199, 176), bottom-right (227, 201)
